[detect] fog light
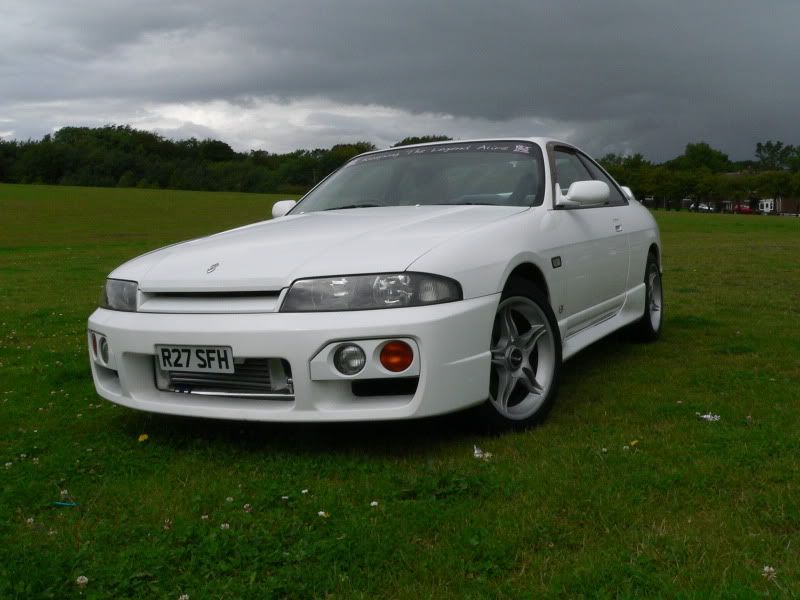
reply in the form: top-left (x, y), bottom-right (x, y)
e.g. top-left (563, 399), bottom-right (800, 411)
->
top-left (99, 337), bottom-right (110, 364)
top-left (379, 340), bottom-right (414, 373)
top-left (333, 344), bottom-right (366, 375)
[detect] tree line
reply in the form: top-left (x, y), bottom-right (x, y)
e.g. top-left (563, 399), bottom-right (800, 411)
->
top-left (598, 141), bottom-right (800, 210)
top-left (0, 126), bottom-right (378, 194)
top-left (1, 127), bottom-right (799, 207)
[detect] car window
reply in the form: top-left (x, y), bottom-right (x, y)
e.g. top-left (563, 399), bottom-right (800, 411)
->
top-left (577, 153), bottom-right (627, 206)
top-left (554, 150), bottom-right (592, 195)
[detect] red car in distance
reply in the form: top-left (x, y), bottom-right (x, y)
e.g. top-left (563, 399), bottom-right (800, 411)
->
top-left (732, 204), bottom-right (753, 214)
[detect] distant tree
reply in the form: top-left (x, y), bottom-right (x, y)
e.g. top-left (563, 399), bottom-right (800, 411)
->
top-left (198, 139), bottom-right (237, 162)
top-left (665, 142), bottom-right (732, 173)
top-left (754, 140), bottom-right (795, 171)
top-left (757, 170), bottom-right (792, 201)
top-left (0, 139), bottom-right (19, 182)
top-left (393, 135), bottom-right (452, 147)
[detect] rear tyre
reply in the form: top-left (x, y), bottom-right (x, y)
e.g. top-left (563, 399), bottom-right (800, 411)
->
top-left (631, 253), bottom-right (663, 342)
top-left (476, 279), bottom-right (562, 432)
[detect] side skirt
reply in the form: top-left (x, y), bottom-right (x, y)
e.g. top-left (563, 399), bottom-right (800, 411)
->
top-left (559, 283), bottom-right (646, 361)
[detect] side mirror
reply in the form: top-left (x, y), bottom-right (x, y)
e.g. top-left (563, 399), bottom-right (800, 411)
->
top-left (620, 186), bottom-right (635, 201)
top-left (557, 180), bottom-right (609, 208)
top-left (271, 200), bottom-right (297, 218)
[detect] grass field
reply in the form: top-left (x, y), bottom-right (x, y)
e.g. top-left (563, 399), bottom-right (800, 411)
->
top-left (1, 182), bottom-right (799, 598)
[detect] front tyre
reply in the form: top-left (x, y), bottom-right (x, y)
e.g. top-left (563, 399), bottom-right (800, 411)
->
top-left (479, 280), bottom-right (562, 430)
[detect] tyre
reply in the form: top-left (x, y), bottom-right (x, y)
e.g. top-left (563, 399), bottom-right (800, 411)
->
top-left (631, 252), bottom-right (663, 341)
top-left (477, 279), bottom-right (562, 431)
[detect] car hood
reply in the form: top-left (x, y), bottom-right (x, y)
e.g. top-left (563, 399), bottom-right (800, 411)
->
top-left (112, 205), bottom-right (528, 292)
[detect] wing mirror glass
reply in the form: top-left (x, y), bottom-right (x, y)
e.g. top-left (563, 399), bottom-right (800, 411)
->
top-left (557, 180), bottom-right (609, 208)
top-left (271, 200), bottom-right (297, 218)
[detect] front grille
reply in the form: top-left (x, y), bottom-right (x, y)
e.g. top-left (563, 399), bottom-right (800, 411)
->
top-left (138, 290), bottom-right (283, 314)
top-left (155, 358), bottom-right (293, 399)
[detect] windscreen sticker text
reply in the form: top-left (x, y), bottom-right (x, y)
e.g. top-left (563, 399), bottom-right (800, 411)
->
top-left (348, 142), bottom-right (535, 166)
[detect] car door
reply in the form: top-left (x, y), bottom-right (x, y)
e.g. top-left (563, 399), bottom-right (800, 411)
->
top-left (550, 146), bottom-right (630, 335)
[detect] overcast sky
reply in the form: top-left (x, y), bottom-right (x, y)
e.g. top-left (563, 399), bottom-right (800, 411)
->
top-left (1, 0), bottom-right (798, 160)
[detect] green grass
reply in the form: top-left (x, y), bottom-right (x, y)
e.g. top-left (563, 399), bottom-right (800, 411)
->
top-left (1, 183), bottom-right (799, 598)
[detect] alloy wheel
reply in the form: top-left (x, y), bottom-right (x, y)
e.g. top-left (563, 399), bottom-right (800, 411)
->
top-left (489, 296), bottom-right (556, 420)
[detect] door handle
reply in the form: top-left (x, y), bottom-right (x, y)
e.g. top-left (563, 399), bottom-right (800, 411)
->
top-left (612, 218), bottom-right (623, 232)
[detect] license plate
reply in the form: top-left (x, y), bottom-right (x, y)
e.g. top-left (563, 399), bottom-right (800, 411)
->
top-left (155, 345), bottom-right (234, 374)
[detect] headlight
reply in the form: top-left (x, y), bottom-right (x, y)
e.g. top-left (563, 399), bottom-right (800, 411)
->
top-left (281, 272), bottom-right (462, 312)
top-left (100, 279), bottom-right (138, 312)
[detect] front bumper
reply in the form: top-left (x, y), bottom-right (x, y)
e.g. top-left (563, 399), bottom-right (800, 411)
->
top-left (87, 294), bottom-right (499, 422)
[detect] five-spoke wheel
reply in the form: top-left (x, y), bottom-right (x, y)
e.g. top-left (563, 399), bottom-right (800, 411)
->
top-left (482, 280), bottom-right (561, 428)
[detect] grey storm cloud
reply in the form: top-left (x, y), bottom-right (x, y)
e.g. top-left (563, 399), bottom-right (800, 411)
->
top-left (2, 0), bottom-right (799, 159)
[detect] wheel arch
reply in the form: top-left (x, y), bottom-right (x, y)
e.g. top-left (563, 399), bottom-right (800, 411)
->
top-left (648, 242), bottom-right (661, 272)
top-left (503, 260), bottom-right (551, 302)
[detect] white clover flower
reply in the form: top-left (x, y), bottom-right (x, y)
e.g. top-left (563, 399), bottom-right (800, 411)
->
top-left (220, 522), bottom-right (230, 530)
top-left (281, 495), bottom-right (289, 501)
top-left (762, 566), bottom-right (777, 581)
top-left (370, 501), bottom-right (379, 507)
top-left (601, 448), bottom-right (608, 453)
top-left (60, 489), bottom-right (69, 498)
top-left (19, 453), bottom-right (26, 459)
top-left (243, 503), bottom-right (252, 513)
top-left (201, 514), bottom-right (209, 521)
top-left (4, 462), bottom-right (11, 469)
top-left (76, 575), bottom-right (88, 587)
top-left (179, 595), bottom-right (190, 600)
top-left (301, 489), bottom-right (309, 494)
top-left (623, 445), bottom-right (630, 451)
top-left (318, 511), bottom-right (329, 518)
top-left (32, 457), bottom-right (39, 464)
top-left (225, 496), bottom-right (233, 503)
top-left (26, 517), bottom-right (34, 525)
top-left (163, 519), bottom-right (173, 530)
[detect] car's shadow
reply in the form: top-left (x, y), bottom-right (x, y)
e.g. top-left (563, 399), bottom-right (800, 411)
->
top-left (121, 410), bottom-right (473, 458)
top-left (115, 330), bottom-right (637, 457)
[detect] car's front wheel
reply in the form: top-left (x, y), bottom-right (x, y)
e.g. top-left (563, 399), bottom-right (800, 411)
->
top-left (480, 280), bottom-right (562, 430)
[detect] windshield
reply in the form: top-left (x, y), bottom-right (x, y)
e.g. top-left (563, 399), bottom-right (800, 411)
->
top-left (292, 141), bottom-right (545, 213)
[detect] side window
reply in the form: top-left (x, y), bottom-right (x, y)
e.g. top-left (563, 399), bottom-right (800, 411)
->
top-left (554, 150), bottom-right (592, 195)
top-left (577, 154), bottom-right (627, 206)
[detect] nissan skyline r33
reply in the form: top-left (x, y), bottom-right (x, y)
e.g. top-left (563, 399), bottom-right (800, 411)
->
top-left (88, 138), bottom-right (663, 428)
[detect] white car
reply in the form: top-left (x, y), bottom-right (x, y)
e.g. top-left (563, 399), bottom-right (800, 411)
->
top-left (88, 138), bottom-right (663, 428)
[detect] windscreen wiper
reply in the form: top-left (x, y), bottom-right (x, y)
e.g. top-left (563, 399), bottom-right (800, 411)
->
top-left (323, 204), bottom-right (381, 211)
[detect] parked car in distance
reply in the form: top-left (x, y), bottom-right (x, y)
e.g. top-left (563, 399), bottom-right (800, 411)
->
top-left (690, 202), bottom-right (714, 212)
top-left (88, 138), bottom-right (663, 429)
top-left (732, 204), bottom-right (753, 214)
